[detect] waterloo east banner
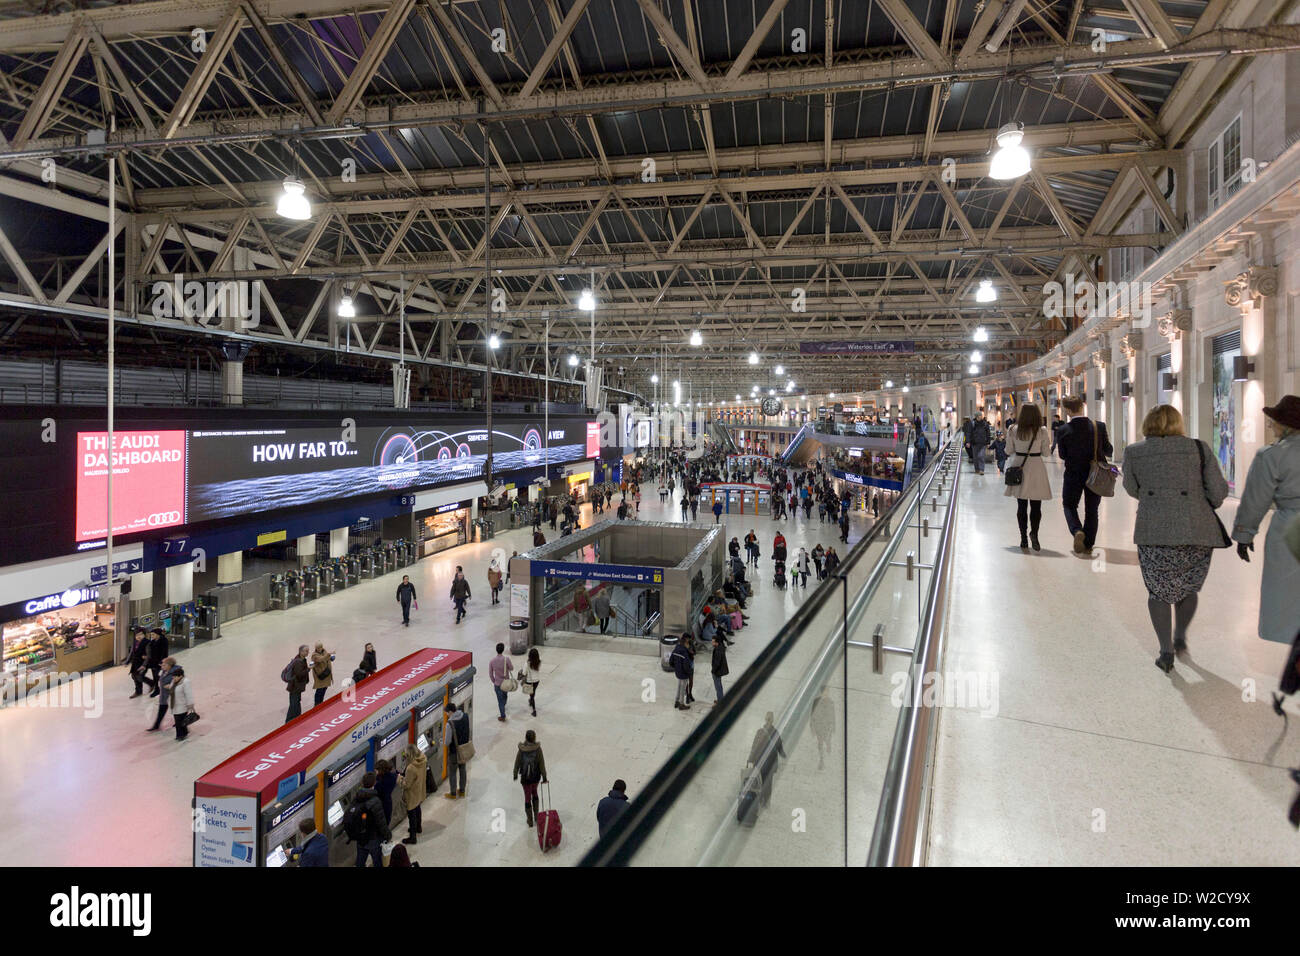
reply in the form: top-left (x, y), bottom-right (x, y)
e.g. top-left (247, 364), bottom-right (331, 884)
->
top-left (798, 340), bottom-right (915, 355)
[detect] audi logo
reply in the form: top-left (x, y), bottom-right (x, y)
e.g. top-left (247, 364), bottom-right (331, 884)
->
top-left (147, 511), bottom-right (182, 526)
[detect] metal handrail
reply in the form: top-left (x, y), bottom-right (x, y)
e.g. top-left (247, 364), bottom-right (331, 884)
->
top-left (867, 442), bottom-right (963, 866)
top-left (578, 439), bottom-right (955, 866)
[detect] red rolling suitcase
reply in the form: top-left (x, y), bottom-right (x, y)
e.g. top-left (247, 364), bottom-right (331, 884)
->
top-left (536, 782), bottom-right (562, 852)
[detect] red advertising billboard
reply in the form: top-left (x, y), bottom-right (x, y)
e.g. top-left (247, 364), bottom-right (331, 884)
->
top-left (75, 430), bottom-right (187, 542)
top-left (586, 421), bottom-right (601, 458)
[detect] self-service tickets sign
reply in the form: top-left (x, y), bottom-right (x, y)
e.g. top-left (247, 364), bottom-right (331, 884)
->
top-left (193, 647), bottom-right (471, 867)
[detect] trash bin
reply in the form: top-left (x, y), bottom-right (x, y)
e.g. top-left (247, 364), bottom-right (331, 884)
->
top-left (660, 634), bottom-right (678, 672)
top-left (509, 618), bottom-right (529, 656)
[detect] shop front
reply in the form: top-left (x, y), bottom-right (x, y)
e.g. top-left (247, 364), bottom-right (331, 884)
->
top-left (2, 586), bottom-right (115, 694)
top-left (417, 499), bottom-right (471, 557)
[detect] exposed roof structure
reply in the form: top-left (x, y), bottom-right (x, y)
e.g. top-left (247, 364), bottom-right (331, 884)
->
top-left (0, 0), bottom-right (1294, 400)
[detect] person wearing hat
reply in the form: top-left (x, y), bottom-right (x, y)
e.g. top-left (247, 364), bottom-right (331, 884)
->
top-left (1232, 394), bottom-right (1300, 645)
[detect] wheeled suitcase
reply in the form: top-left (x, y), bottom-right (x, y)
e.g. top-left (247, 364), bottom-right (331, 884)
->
top-left (737, 768), bottom-right (760, 827)
top-left (537, 782), bottom-right (562, 852)
top-left (730, 611), bottom-right (743, 630)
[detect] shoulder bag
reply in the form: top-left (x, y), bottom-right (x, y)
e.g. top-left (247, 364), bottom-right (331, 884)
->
top-left (1193, 440), bottom-right (1233, 547)
top-left (1004, 430), bottom-right (1037, 487)
top-left (1085, 420), bottom-right (1119, 497)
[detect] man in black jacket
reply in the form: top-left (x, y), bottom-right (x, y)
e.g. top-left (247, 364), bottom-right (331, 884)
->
top-left (145, 628), bottom-right (169, 698)
top-left (285, 644), bottom-right (310, 723)
top-left (1055, 396), bottom-right (1112, 554)
top-left (350, 772), bottom-right (391, 867)
top-left (395, 575), bottom-right (416, 627)
top-left (969, 413), bottom-right (992, 475)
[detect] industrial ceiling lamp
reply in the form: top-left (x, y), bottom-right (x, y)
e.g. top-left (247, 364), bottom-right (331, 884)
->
top-left (975, 279), bottom-right (997, 303)
top-left (650, 373), bottom-right (659, 384)
top-left (884, 380), bottom-right (894, 388)
top-left (972, 326), bottom-right (990, 342)
top-left (748, 351), bottom-right (760, 365)
top-left (970, 350), bottom-right (982, 362)
top-left (568, 353), bottom-right (579, 366)
top-left (969, 363), bottom-right (979, 374)
top-left (337, 294), bottom-right (356, 318)
top-left (989, 122), bottom-right (1031, 180)
top-left (277, 176), bottom-right (311, 220)
top-left (689, 330), bottom-right (703, 347)
top-left (488, 333), bottom-right (501, 350)
top-left (774, 365), bottom-right (784, 376)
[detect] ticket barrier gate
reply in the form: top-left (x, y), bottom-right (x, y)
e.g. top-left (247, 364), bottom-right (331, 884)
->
top-left (359, 550), bottom-right (377, 580)
top-left (301, 567), bottom-right (320, 601)
top-left (324, 744), bottom-right (372, 867)
top-left (169, 602), bottom-right (196, 646)
top-left (381, 545), bottom-right (396, 574)
top-left (270, 574), bottom-right (289, 610)
top-left (194, 594), bottom-right (220, 641)
top-left (285, 571), bottom-right (304, 605)
top-left (329, 558), bottom-right (348, 591)
top-left (318, 563), bottom-right (334, 596)
top-left (260, 778), bottom-right (319, 868)
top-left (345, 556), bottom-right (360, 585)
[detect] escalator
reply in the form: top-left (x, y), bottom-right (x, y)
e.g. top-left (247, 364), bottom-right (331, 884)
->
top-left (706, 420), bottom-right (739, 455)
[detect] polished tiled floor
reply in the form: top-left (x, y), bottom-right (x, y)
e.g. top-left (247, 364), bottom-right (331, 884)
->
top-left (930, 452), bottom-right (1300, 865)
top-left (0, 479), bottom-right (870, 866)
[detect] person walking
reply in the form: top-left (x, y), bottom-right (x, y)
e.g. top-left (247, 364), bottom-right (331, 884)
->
top-left (772, 531), bottom-right (787, 565)
top-left (992, 430), bottom-right (1008, 475)
top-left (310, 643), bottom-right (335, 706)
top-left (127, 629), bottom-right (149, 698)
top-left (395, 575), bottom-right (417, 626)
top-left (450, 571), bottom-right (471, 624)
top-left (747, 712), bottom-right (786, 809)
top-left (1232, 394), bottom-right (1300, 647)
top-left (348, 772), bottom-right (390, 866)
top-left (145, 627), bottom-right (169, 698)
top-left (669, 633), bottom-right (693, 710)
top-left (488, 642), bottom-right (515, 722)
top-left (1122, 404), bottom-right (1230, 673)
top-left (961, 416), bottom-right (973, 462)
top-left (812, 543), bottom-right (825, 581)
top-left (1055, 395), bottom-right (1113, 555)
top-left (811, 688), bottom-right (834, 770)
top-left (838, 510), bottom-right (850, 543)
top-left (512, 729), bottom-right (549, 828)
top-left (871, 493), bottom-right (879, 518)
top-left (823, 546), bottom-right (841, 575)
top-left (284, 644), bottom-right (310, 723)
top-left (744, 529), bottom-right (759, 566)
top-left (710, 634), bottom-right (729, 704)
top-left (520, 647), bottom-right (542, 716)
top-left (1004, 403), bottom-right (1052, 552)
top-left (398, 743), bottom-right (427, 844)
top-left (170, 667), bottom-right (196, 741)
top-left (487, 558), bottom-right (503, 605)
top-left (147, 656), bottom-right (178, 731)
top-left (443, 702), bottom-right (470, 799)
top-left (969, 412), bottom-right (992, 475)
top-left (596, 780), bottom-right (630, 838)
top-left (794, 547), bottom-right (811, 587)
top-left (690, 496), bottom-right (699, 521)
top-left (712, 498), bottom-right (724, 523)
top-left (680, 495), bottom-right (689, 521)
top-left (592, 588), bottom-right (612, 635)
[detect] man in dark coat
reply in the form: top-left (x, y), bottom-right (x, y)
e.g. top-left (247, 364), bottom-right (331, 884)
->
top-left (1054, 395), bottom-right (1112, 554)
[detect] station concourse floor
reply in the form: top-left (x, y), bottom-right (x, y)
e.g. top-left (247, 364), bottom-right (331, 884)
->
top-left (930, 451), bottom-right (1300, 866)
top-left (0, 477), bottom-right (868, 867)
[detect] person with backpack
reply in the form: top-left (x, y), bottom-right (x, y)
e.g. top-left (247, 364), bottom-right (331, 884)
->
top-left (399, 743), bottom-right (427, 844)
top-left (969, 412), bottom-right (992, 476)
top-left (310, 643), bottom-right (335, 706)
top-left (450, 571), bottom-right (471, 624)
top-left (670, 633), bottom-right (693, 710)
top-left (710, 634), bottom-right (729, 703)
top-left (512, 729), bottom-right (549, 827)
top-left (443, 702), bottom-right (470, 799)
top-left (489, 642), bottom-right (514, 721)
top-left (345, 771), bottom-right (391, 867)
top-left (596, 780), bottom-right (630, 838)
top-left (395, 575), bottom-right (417, 626)
top-left (283, 645), bottom-right (310, 723)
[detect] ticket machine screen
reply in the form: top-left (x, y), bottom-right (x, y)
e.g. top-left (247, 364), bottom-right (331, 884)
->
top-left (266, 845), bottom-right (288, 868)
top-left (327, 800), bottom-right (344, 828)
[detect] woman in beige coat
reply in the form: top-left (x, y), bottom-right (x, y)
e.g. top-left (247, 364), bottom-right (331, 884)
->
top-left (399, 743), bottom-right (428, 845)
top-left (1003, 403), bottom-right (1053, 551)
top-left (310, 643), bottom-right (334, 706)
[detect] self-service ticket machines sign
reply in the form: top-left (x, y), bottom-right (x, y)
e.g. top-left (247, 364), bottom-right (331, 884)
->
top-left (193, 647), bottom-right (472, 867)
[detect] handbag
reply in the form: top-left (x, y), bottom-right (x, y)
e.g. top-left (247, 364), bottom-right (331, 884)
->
top-left (1085, 420), bottom-right (1119, 497)
top-left (499, 674), bottom-right (519, 693)
top-left (455, 740), bottom-right (475, 762)
top-left (1194, 440), bottom-right (1233, 548)
top-left (1004, 430), bottom-right (1036, 487)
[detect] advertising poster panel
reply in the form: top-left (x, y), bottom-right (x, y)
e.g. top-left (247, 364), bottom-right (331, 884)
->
top-left (74, 430), bottom-right (187, 542)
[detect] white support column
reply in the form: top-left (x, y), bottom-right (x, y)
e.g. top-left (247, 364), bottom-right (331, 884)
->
top-left (216, 551), bottom-right (242, 586)
top-left (165, 562), bottom-right (194, 604)
top-left (329, 528), bottom-right (348, 558)
top-left (297, 535), bottom-right (317, 568)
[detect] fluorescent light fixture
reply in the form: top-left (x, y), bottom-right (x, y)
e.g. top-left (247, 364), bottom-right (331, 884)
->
top-left (276, 177), bottom-right (311, 220)
top-left (567, 353), bottom-right (579, 367)
top-left (975, 279), bottom-right (997, 303)
top-left (488, 333), bottom-right (501, 349)
top-left (989, 122), bottom-right (1031, 180)
top-left (577, 289), bottom-right (596, 311)
top-left (689, 330), bottom-right (702, 346)
top-left (337, 295), bottom-right (355, 318)
top-left (748, 352), bottom-right (759, 365)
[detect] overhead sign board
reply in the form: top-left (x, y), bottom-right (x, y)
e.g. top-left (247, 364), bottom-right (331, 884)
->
top-left (799, 341), bottom-right (914, 355)
top-left (531, 560), bottom-right (664, 585)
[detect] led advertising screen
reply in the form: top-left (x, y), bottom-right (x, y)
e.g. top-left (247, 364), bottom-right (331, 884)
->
top-left (186, 420), bottom-right (595, 523)
top-left (74, 430), bottom-right (187, 542)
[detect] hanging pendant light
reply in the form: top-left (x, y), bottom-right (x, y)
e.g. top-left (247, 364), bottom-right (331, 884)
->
top-left (989, 122), bottom-right (1031, 180)
top-left (975, 278), bottom-right (997, 303)
top-left (337, 294), bottom-right (356, 318)
top-left (689, 330), bottom-right (702, 346)
top-left (972, 326), bottom-right (990, 342)
top-left (277, 176), bottom-right (311, 220)
top-left (577, 289), bottom-right (596, 311)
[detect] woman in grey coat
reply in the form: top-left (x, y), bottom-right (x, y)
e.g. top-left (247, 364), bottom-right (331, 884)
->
top-left (1122, 405), bottom-right (1229, 673)
top-left (1231, 394), bottom-right (1300, 646)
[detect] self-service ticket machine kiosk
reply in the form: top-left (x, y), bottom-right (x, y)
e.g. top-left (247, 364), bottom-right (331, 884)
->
top-left (413, 699), bottom-right (445, 791)
top-left (259, 777), bottom-right (318, 868)
top-left (323, 743), bottom-right (371, 868)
